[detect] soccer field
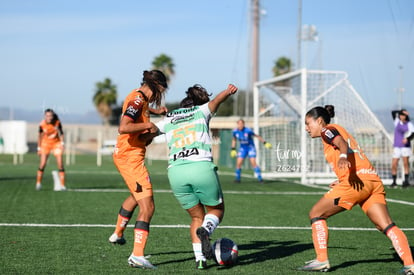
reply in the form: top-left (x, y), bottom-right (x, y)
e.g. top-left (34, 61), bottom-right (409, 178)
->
top-left (0, 154), bottom-right (413, 274)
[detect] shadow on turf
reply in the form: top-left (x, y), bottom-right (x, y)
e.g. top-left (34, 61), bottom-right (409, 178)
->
top-left (237, 240), bottom-right (314, 265)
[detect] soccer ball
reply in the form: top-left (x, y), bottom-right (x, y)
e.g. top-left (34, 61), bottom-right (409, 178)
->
top-left (212, 238), bottom-right (238, 266)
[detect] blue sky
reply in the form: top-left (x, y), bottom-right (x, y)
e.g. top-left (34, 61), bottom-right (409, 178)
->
top-left (1, 0), bottom-right (413, 116)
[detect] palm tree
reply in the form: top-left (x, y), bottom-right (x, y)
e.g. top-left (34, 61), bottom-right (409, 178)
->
top-left (93, 78), bottom-right (117, 126)
top-left (272, 56), bottom-right (292, 77)
top-left (151, 53), bottom-right (175, 84)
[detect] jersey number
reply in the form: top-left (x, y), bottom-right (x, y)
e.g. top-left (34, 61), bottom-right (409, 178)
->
top-left (173, 124), bottom-right (196, 148)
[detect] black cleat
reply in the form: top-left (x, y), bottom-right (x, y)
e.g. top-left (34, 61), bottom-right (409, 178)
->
top-left (196, 227), bottom-right (213, 260)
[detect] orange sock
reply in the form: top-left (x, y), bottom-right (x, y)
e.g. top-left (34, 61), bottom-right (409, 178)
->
top-left (386, 225), bottom-right (414, 266)
top-left (115, 214), bottom-right (130, 237)
top-left (36, 169), bottom-right (44, 184)
top-left (114, 207), bottom-right (133, 237)
top-left (311, 218), bottom-right (328, 262)
top-left (59, 171), bottom-right (65, 186)
top-left (133, 221), bottom-right (149, 256)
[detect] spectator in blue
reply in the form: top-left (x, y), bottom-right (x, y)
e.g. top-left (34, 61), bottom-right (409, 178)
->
top-left (230, 119), bottom-right (272, 183)
top-left (391, 109), bottom-right (414, 188)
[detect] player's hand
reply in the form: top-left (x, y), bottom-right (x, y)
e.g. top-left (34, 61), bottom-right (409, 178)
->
top-left (230, 149), bottom-right (237, 158)
top-left (226, 84), bottom-right (238, 95)
top-left (37, 147), bottom-right (41, 156)
top-left (264, 142), bottom-right (272, 149)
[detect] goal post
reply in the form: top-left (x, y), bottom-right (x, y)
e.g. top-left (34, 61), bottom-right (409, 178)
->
top-left (253, 69), bottom-right (394, 184)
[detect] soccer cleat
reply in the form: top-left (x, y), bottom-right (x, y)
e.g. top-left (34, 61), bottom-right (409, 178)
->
top-left (196, 260), bottom-right (207, 270)
top-left (196, 227), bottom-right (213, 260)
top-left (60, 185), bottom-right (67, 191)
top-left (35, 183), bottom-right (42, 191)
top-left (108, 233), bottom-right (126, 245)
top-left (234, 179), bottom-right (240, 183)
top-left (128, 254), bottom-right (157, 269)
top-left (402, 181), bottom-right (410, 188)
top-left (401, 264), bottom-right (414, 275)
top-left (297, 259), bottom-right (330, 272)
top-left (389, 183), bottom-right (397, 189)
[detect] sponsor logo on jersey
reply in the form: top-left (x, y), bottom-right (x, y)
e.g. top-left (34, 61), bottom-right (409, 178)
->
top-left (172, 147), bottom-right (199, 161)
top-left (166, 106), bottom-right (198, 117)
top-left (171, 113), bottom-right (195, 124)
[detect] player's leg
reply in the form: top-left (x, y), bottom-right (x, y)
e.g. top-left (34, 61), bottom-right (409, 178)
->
top-left (365, 203), bottom-right (414, 270)
top-left (187, 203), bottom-right (208, 269)
top-left (54, 146), bottom-right (66, 190)
top-left (128, 195), bottom-right (156, 269)
top-left (391, 148), bottom-right (401, 187)
top-left (298, 196), bottom-right (345, 271)
top-left (235, 157), bottom-right (244, 182)
top-left (36, 151), bottom-right (49, 190)
top-left (249, 157), bottom-right (263, 182)
top-left (402, 156), bottom-right (410, 187)
top-left (109, 195), bottom-right (137, 245)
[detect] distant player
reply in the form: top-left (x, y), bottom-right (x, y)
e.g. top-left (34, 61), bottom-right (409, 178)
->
top-left (298, 105), bottom-right (414, 274)
top-left (108, 70), bottom-right (168, 270)
top-left (230, 119), bottom-right (272, 183)
top-left (142, 84), bottom-right (238, 269)
top-left (391, 109), bottom-right (414, 188)
top-left (36, 109), bottom-right (65, 191)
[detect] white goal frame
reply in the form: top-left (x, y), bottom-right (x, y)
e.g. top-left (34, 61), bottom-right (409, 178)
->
top-left (253, 68), bottom-right (394, 184)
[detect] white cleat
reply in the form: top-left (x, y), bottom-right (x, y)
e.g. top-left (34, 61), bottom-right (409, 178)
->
top-left (108, 233), bottom-right (126, 245)
top-left (128, 254), bottom-right (156, 269)
top-left (297, 259), bottom-right (330, 272)
top-left (35, 183), bottom-right (42, 191)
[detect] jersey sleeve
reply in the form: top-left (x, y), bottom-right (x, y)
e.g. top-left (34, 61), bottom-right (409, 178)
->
top-left (408, 122), bottom-right (414, 133)
top-left (321, 126), bottom-right (341, 148)
top-left (155, 119), bottom-right (166, 134)
top-left (123, 96), bottom-right (144, 121)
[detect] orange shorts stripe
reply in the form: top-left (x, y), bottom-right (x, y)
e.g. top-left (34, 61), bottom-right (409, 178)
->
top-left (324, 178), bottom-right (386, 213)
top-left (113, 153), bottom-right (153, 201)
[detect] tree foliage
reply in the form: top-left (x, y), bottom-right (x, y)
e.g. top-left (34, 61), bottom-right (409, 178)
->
top-left (93, 78), bottom-right (117, 126)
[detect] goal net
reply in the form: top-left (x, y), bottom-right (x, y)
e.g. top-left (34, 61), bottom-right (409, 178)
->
top-left (253, 69), bottom-right (394, 184)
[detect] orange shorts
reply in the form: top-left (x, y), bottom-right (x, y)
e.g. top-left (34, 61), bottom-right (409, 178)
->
top-left (324, 178), bottom-right (386, 213)
top-left (40, 141), bottom-right (63, 156)
top-left (113, 152), bottom-right (153, 201)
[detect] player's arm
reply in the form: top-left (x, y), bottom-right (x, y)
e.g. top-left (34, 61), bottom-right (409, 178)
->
top-left (118, 116), bottom-right (153, 134)
top-left (118, 98), bottom-right (152, 134)
top-left (391, 110), bottom-right (399, 119)
top-left (254, 133), bottom-right (272, 149)
top-left (321, 127), bottom-right (350, 170)
top-left (37, 126), bottom-right (43, 154)
top-left (57, 122), bottom-right (64, 146)
top-left (208, 84), bottom-right (238, 113)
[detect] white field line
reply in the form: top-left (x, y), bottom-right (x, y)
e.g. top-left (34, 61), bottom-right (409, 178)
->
top-left (1, 223), bottom-right (413, 231)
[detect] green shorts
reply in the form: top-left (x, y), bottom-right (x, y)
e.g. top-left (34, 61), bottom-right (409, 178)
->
top-left (167, 161), bottom-right (223, 210)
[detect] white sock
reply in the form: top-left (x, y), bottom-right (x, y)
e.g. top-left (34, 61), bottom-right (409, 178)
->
top-left (193, 243), bottom-right (205, 261)
top-left (202, 214), bottom-right (220, 235)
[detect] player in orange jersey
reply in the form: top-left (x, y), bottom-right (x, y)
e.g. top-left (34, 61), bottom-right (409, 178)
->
top-left (108, 70), bottom-right (168, 269)
top-left (36, 109), bottom-right (65, 191)
top-left (298, 105), bottom-right (414, 274)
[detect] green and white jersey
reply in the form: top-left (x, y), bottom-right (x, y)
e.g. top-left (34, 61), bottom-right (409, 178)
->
top-left (156, 103), bottom-right (213, 167)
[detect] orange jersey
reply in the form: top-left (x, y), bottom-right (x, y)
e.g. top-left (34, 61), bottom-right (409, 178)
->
top-left (115, 89), bottom-right (150, 156)
top-left (321, 123), bottom-right (380, 182)
top-left (39, 119), bottom-right (63, 145)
